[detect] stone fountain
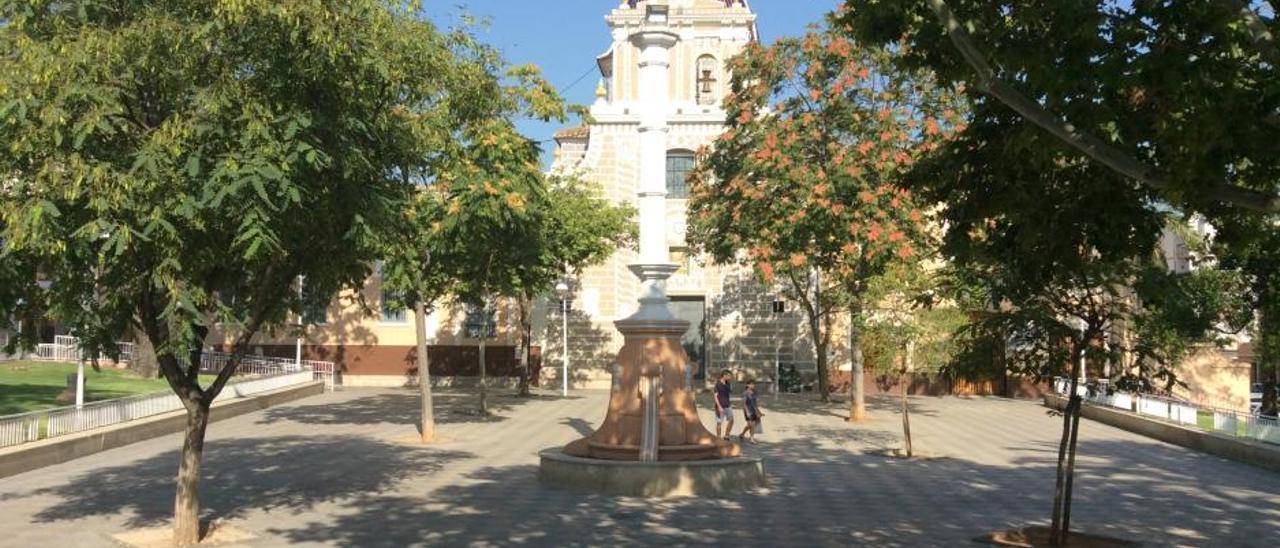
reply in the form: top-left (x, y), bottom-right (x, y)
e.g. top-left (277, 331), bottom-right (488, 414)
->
top-left (538, 4), bottom-right (765, 496)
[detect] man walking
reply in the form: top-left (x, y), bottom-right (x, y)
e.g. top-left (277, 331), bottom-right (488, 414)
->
top-left (714, 369), bottom-right (734, 440)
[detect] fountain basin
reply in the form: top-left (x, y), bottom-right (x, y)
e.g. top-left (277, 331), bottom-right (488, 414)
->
top-left (538, 448), bottom-right (766, 497)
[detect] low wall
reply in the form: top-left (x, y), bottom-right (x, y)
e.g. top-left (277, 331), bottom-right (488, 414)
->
top-left (0, 380), bottom-right (325, 479)
top-left (1043, 394), bottom-right (1280, 473)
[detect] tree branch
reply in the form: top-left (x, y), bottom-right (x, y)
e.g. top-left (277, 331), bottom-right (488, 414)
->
top-left (206, 263), bottom-right (289, 401)
top-left (924, 0), bottom-right (1280, 213)
top-left (1226, 0), bottom-right (1280, 67)
top-left (205, 309), bottom-right (269, 401)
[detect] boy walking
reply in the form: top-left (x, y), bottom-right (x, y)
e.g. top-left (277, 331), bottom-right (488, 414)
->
top-left (714, 369), bottom-right (733, 440)
top-left (739, 380), bottom-right (763, 443)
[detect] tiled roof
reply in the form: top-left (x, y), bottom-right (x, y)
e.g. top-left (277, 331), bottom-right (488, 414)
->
top-left (554, 125), bottom-right (590, 141)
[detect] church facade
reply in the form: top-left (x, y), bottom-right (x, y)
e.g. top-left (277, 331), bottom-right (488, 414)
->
top-left (542, 0), bottom-right (817, 388)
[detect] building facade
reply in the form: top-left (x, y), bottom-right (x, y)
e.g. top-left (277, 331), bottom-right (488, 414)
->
top-left (542, 0), bottom-right (818, 389)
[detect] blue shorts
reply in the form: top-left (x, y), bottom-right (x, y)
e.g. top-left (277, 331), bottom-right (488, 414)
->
top-left (716, 405), bottom-right (733, 423)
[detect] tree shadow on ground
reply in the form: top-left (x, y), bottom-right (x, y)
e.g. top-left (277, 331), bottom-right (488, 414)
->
top-left (701, 391), bottom-right (939, 423)
top-left (12, 435), bottom-right (471, 530)
top-left (268, 433), bottom-right (1278, 546)
top-left (0, 383), bottom-right (70, 414)
top-left (561, 417), bottom-right (595, 437)
top-left (256, 388), bottom-right (558, 427)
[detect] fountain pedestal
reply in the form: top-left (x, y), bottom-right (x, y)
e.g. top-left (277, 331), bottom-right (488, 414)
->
top-left (543, 266), bottom-right (764, 497)
top-left (562, 314), bottom-right (738, 461)
top-left (538, 12), bottom-right (764, 497)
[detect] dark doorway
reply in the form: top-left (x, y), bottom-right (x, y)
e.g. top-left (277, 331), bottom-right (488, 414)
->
top-left (670, 296), bottom-right (707, 379)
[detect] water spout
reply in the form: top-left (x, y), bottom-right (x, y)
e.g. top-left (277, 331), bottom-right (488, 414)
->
top-left (638, 367), bottom-right (662, 462)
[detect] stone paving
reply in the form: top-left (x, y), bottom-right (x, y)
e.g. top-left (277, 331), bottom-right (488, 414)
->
top-left (0, 387), bottom-right (1277, 547)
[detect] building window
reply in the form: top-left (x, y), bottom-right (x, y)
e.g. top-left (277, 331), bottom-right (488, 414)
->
top-left (695, 55), bottom-right (718, 106)
top-left (380, 288), bottom-right (407, 323)
top-left (666, 150), bottom-right (695, 199)
top-left (300, 278), bottom-right (329, 326)
top-left (463, 301), bottom-right (496, 339)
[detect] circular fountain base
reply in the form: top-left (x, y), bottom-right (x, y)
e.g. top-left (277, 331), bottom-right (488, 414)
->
top-left (538, 448), bottom-right (766, 497)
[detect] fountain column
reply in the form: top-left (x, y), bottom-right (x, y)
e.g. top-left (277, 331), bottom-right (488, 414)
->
top-left (628, 28), bottom-right (680, 322)
top-left (560, 16), bottom-right (738, 462)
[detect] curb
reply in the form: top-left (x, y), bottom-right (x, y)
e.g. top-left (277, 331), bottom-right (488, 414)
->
top-left (1043, 394), bottom-right (1280, 473)
top-left (0, 380), bottom-right (325, 479)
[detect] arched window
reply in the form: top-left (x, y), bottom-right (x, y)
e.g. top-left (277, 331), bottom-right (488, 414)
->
top-left (695, 55), bottom-right (718, 106)
top-left (666, 150), bottom-right (696, 199)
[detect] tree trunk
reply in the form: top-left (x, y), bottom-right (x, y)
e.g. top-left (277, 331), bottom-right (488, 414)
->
top-left (414, 301), bottom-right (435, 444)
top-left (131, 330), bottom-right (159, 379)
top-left (1261, 308), bottom-right (1279, 416)
top-left (814, 321), bottom-right (830, 402)
top-left (901, 373), bottom-right (912, 458)
top-left (1061, 393), bottom-right (1084, 538)
top-left (173, 400), bottom-right (211, 544)
top-left (1050, 342), bottom-right (1085, 545)
top-left (478, 337), bottom-right (488, 415)
top-left (848, 308), bottom-right (866, 422)
top-left (517, 294), bottom-right (532, 397)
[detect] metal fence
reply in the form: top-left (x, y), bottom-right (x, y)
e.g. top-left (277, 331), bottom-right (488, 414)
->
top-left (197, 351), bottom-right (336, 390)
top-left (1053, 377), bottom-right (1280, 446)
top-left (30, 336), bottom-right (135, 364)
top-left (0, 368), bottom-right (316, 448)
top-left (18, 336), bottom-right (334, 390)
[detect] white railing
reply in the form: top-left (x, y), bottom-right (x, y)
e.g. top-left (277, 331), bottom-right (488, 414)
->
top-left (1245, 414), bottom-right (1280, 444)
top-left (31, 336), bottom-right (134, 364)
top-left (196, 351), bottom-right (335, 390)
top-left (0, 369), bottom-right (317, 448)
top-left (21, 337), bottom-right (334, 389)
top-left (1054, 377), bottom-right (1279, 446)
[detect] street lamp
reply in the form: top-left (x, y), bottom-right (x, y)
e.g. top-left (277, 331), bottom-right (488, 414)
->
top-left (554, 280), bottom-right (571, 397)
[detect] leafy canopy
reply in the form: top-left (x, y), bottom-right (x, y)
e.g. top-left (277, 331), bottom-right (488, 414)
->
top-left (0, 0), bottom-right (541, 397)
top-left (833, 1), bottom-right (1280, 215)
top-left (688, 27), bottom-right (963, 303)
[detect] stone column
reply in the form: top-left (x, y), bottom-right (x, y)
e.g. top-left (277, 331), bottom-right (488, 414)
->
top-left (626, 29), bottom-right (680, 323)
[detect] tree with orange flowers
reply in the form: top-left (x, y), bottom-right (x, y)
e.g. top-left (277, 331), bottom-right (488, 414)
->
top-left (687, 26), bottom-right (963, 417)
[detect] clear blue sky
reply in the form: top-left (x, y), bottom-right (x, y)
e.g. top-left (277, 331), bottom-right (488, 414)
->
top-left (427, 1), bottom-right (841, 166)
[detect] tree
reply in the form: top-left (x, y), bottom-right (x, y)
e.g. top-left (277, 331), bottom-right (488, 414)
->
top-left (431, 114), bottom-right (553, 415)
top-left (1204, 217), bottom-right (1280, 415)
top-left (379, 188), bottom-right (453, 444)
top-left (510, 176), bottom-right (635, 396)
top-left (834, 1), bottom-right (1280, 215)
top-left (688, 28), bottom-right (961, 413)
top-left (859, 265), bottom-right (965, 457)
top-left (904, 82), bottom-right (1251, 541)
top-left (379, 43), bottom-right (567, 437)
top-left (0, 2), bottom-right (510, 542)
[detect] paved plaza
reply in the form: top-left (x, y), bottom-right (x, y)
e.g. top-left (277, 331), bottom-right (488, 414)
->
top-left (0, 388), bottom-right (1277, 547)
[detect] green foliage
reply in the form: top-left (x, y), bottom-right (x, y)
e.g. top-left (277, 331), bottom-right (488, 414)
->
top-left (1130, 265), bottom-right (1252, 374)
top-left (528, 176), bottom-right (636, 286)
top-left (861, 306), bottom-right (965, 376)
top-left (832, 1), bottom-right (1280, 215)
top-left (0, 0), bottom-right (531, 397)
